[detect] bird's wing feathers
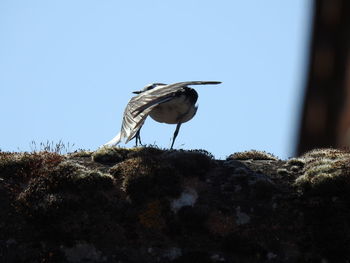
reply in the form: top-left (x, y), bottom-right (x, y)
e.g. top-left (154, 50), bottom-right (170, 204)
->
top-left (131, 94), bottom-right (174, 116)
top-left (119, 81), bottom-right (221, 143)
top-left (132, 81), bottom-right (221, 116)
top-left (120, 97), bottom-right (152, 143)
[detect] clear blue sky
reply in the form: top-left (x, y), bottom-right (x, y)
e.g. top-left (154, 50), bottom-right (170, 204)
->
top-left (1, 0), bottom-right (312, 159)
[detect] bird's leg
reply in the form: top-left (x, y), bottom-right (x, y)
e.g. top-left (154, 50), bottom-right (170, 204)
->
top-left (170, 123), bottom-right (182, 149)
top-left (135, 129), bottom-right (143, 147)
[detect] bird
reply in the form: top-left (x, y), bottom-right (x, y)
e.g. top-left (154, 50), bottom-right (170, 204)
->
top-left (103, 81), bottom-right (221, 149)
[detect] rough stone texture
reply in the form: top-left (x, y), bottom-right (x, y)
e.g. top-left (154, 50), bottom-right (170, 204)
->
top-left (0, 147), bottom-right (350, 262)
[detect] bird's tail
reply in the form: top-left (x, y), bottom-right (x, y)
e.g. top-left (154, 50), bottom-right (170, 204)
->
top-left (102, 132), bottom-right (122, 147)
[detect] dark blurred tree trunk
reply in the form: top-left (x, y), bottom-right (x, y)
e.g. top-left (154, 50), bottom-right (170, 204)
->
top-left (297, 0), bottom-right (350, 155)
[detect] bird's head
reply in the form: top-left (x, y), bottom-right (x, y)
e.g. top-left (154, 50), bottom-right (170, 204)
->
top-left (132, 83), bottom-right (167, 94)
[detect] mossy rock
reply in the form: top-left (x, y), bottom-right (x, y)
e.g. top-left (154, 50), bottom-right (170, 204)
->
top-left (16, 161), bottom-right (115, 222)
top-left (286, 158), bottom-right (305, 167)
top-left (92, 147), bottom-right (129, 164)
top-left (92, 146), bottom-right (165, 165)
top-left (126, 146), bottom-right (165, 159)
top-left (301, 148), bottom-right (349, 160)
top-left (110, 155), bottom-right (182, 204)
top-left (0, 152), bottom-right (64, 179)
top-left (68, 150), bottom-right (93, 158)
top-left (228, 150), bottom-right (279, 161)
top-left (163, 149), bottom-right (215, 178)
top-left (295, 150), bottom-right (350, 197)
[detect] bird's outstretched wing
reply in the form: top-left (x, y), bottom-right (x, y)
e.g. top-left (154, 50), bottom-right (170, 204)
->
top-left (106, 81), bottom-right (221, 145)
top-left (131, 81), bottom-right (221, 116)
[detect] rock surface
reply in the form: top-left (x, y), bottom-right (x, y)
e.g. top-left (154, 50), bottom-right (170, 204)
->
top-left (0, 147), bottom-right (350, 262)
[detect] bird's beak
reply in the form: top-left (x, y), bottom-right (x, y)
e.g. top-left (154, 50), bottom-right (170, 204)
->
top-left (132, 90), bottom-right (142, 94)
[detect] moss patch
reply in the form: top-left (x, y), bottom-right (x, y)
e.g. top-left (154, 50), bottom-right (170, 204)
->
top-left (92, 146), bottom-right (129, 164)
top-left (228, 150), bottom-right (279, 161)
top-left (16, 161), bottom-right (115, 222)
top-left (294, 148), bottom-right (350, 261)
top-left (68, 150), bottom-right (93, 158)
top-left (110, 155), bottom-right (181, 204)
top-left (295, 148), bottom-right (350, 196)
top-left (92, 146), bottom-right (165, 165)
top-left (164, 149), bottom-right (215, 178)
top-left (0, 152), bottom-right (64, 183)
